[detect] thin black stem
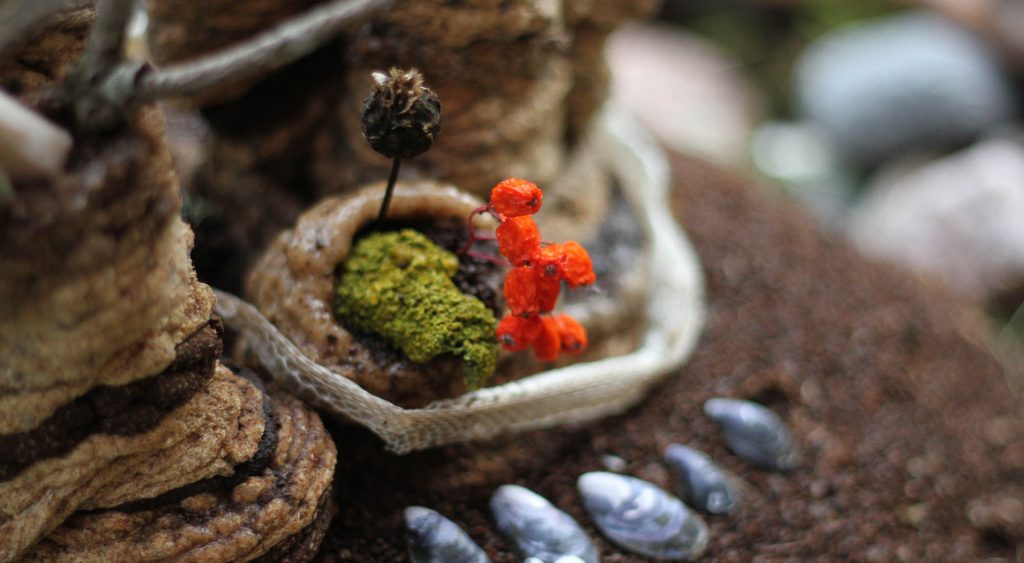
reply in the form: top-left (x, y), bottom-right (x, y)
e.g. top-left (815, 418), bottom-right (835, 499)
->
top-left (377, 157), bottom-right (401, 223)
top-left (136, 0), bottom-right (393, 101)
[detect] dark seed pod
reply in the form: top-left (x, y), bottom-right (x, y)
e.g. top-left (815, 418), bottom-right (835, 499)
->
top-left (361, 68), bottom-right (443, 159)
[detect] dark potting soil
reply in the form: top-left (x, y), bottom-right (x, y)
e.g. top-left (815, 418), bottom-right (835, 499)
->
top-left (315, 153), bottom-right (1024, 561)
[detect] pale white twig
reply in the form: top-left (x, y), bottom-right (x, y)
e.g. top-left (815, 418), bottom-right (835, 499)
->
top-left (75, 0), bottom-right (133, 77)
top-left (0, 90), bottom-right (73, 181)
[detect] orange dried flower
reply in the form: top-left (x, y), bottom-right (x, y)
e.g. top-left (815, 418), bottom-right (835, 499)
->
top-left (496, 216), bottom-right (541, 267)
top-left (531, 242), bottom-right (595, 289)
top-left (490, 178), bottom-right (543, 219)
top-left (503, 266), bottom-right (540, 317)
top-left (560, 241), bottom-right (596, 288)
top-left (552, 313), bottom-right (588, 355)
top-left (532, 316), bottom-right (562, 362)
top-left (497, 314), bottom-right (543, 351)
top-left (533, 243), bottom-right (566, 280)
top-left (534, 272), bottom-right (561, 314)
top-left (477, 178), bottom-right (594, 362)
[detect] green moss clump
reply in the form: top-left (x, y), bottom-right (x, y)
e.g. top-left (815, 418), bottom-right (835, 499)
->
top-left (334, 229), bottom-right (498, 389)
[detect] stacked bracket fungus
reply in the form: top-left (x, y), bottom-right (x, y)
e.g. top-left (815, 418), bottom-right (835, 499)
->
top-left (0, 11), bottom-right (335, 561)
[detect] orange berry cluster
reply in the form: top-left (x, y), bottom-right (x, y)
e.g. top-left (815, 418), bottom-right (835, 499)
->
top-left (488, 178), bottom-right (596, 362)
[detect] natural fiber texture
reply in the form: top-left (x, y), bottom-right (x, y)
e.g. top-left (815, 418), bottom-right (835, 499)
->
top-left (1, 20), bottom-right (338, 556)
top-left (21, 385), bottom-right (337, 562)
top-left (219, 107), bottom-right (704, 453)
top-left (526, 118), bottom-right (612, 248)
top-left (0, 6), bottom-right (93, 101)
top-left (324, 0), bottom-right (659, 197)
top-left (0, 106), bottom-right (210, 434)
top-left (0, 367), bottom-right (265, 561)
top-left (0, 224), bottom-right (213, 434)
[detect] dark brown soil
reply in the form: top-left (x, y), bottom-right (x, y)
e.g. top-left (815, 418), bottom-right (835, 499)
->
top-left (315, 153), bottom-right (1024, 561)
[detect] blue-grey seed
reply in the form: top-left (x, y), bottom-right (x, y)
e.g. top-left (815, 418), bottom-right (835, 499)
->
top-left (405, 506), bottom-right (491, 563)
top-left (664, 443), bottom-right (741, 515)
top-left (578, 471), bottom-right (709, 561)
top-left (490, 484), bottom-right (599, 563)
top-left (703, 398), bottom-right (799, 471)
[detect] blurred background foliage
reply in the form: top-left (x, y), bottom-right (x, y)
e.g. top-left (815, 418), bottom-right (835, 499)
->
top-left (660, 0), bottom-right (898, 114)
top-left (611, 0), bottom-right (1023, 383)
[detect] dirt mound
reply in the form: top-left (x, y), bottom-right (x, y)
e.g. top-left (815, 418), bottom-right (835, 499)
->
top-left (316, 153), bottom-right (1024, 561)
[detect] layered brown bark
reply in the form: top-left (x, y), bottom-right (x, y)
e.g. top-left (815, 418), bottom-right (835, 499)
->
top-left (0, 11), bottom-right (336, 561)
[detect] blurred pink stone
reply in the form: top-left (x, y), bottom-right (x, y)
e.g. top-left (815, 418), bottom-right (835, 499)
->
top-left (848, 137), bottom-right (1024, 302)
top-left (607, 23), bottom-right (763, 168)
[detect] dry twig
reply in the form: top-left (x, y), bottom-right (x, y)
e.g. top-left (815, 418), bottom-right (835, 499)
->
top-left (136, 0), bottom-right (393, 100)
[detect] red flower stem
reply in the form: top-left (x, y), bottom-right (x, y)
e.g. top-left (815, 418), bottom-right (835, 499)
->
top-left (467, 250), bottom-right (507, 266)
top-left (459, 206), bottom-right (493, 255)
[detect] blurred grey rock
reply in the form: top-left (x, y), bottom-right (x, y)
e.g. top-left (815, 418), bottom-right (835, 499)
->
top-left (601, 454), bottom-right (628, 472)
top-left (847, 136), bottom-right (1024, 301)
top-left (608, 23), bottom-right (763, 168)
top-left (751, 120), bottom-right (855, 227)
top-left (795, 12), bottom-right (1016, 166)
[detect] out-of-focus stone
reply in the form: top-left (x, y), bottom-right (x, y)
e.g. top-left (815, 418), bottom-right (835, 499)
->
top-left (847, 136), bottom-right (1024, 301)
top-left (750, 120), bottom-right (855, 227)
top-left (608, 23), bottom-right (763, 168)
top-left (967, 487), bottom-right (1024, 543)
top-left (910, 0), bottom-right (1024, 72)
top-left (795, 12), bottom-right (1017, 166)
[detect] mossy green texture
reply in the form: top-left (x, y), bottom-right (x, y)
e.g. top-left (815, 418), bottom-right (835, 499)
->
top-left (334, 229), bottom-right (498, 389)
